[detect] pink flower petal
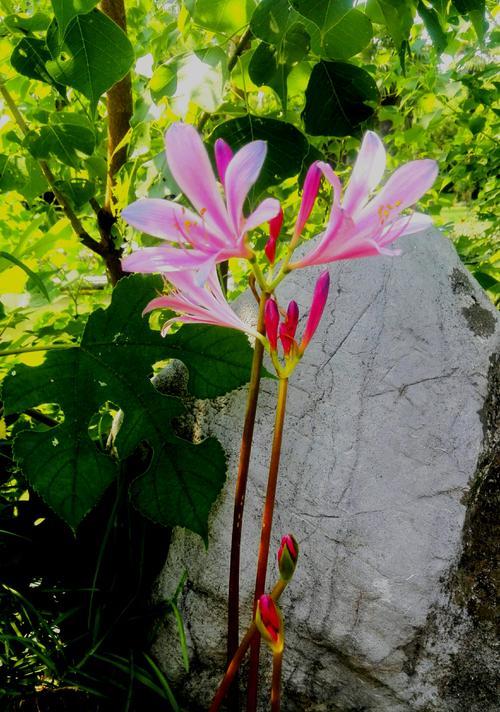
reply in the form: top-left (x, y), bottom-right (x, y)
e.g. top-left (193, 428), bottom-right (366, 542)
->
top-left (224, 140), bottom-right (267, 232)
top-left (214, 138), bottom-right (233, 187)
top-left (343, 131), bottom-right (386, 216)
top-left (122, 246), bottom-right (216, 274)
top-left (121, 198), bottom-right (222, 244)
top-left (359, 159), bottom-right (438, 227)
top-left (165, 122), bottom-right (233, 238)
top-left (244, 197), bottom-right (281, 233)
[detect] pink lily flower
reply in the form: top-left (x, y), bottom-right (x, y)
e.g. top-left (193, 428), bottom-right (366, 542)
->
top-left (143, 267), bottom-right (260, 339)
top-left (121, 122), bottom-right (281, 282)
top-left (290, 132), bottom-right (438, 269)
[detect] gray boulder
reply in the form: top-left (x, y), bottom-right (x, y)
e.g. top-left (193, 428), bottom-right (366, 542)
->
top-left (153, 228), bottom-right (499, 711)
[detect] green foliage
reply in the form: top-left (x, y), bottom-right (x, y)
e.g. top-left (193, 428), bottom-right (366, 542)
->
top-left (46, 10), bottom-right (134, 110)
top-left (0, 0), bottom-right (497, 705)
top-left (303, 61), bottom-right (379, 136)
top-left (3, 274), bottom-right (257, 537)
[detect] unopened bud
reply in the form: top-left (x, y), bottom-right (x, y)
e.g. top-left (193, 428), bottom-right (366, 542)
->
top-left (278, 534), bottom-right (299, 582)
top-left (300, 271), bottom-right (330, 352)
top-left (265, 299), bottom-right (280, 351)
top-left (279, 301), bottom-right (299, 356)
top-left (265, 207), bottom-right (284, 264)
top-left (255, 594), bottom-right (284, 654)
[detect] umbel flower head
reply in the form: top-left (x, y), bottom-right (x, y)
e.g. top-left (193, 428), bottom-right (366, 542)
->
top-left (121, 122), bottom-right (280, 282)
top-left (255, 594), bottom-right (284, 654)
top-left (289, 132), bottom-right (438, 269)
top-left (265, 271), bottom-right (331, 360)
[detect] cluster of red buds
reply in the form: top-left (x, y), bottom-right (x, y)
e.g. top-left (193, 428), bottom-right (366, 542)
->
top-left (264, 271), bottom-right (330, 365)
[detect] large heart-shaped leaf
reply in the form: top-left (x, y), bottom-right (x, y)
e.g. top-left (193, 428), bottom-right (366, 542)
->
top-left (46, 9), bottom-right (134, 111)
top-left (194, 0), bottom-right (257, 35)
top-left (210, 116), bottom-right (311, 193)
top-left (302, 61), bottom-right (379, 136)
top-left (3, 275), bottom-right (259, 537)
top-left (50, 0), bottom-right (99, 36)
top-left (291, 0), bottom-right (373, 59)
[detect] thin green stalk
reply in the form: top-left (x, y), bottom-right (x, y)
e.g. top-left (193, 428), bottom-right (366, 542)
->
top-left (226, 289), bottom-right (268, 709)
top-left (246, 378), bottom-right (289, 712)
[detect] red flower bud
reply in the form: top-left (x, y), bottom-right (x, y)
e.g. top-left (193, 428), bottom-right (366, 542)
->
top-left (277, 534), bottom-right (299, 581)
top-left (265, 207), bottom-right (284, 264)
top-left (265, 299), bottom-right (280, 351)
top-left (300, 271), bottom-right (330, 352)
top-left (255, 594), bottom-right (284, 653)
top-left (279, 301), bottom-right (299, 356)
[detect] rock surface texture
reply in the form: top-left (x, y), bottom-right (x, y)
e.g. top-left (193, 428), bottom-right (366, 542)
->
top-left (153, 229), bottom-right (499, 711)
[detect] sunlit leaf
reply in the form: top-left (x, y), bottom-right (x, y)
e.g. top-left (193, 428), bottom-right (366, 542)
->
top-left (193, 0), bottom-right (256, 35)
top-left (3, 276), bottom-right (257, 536)
top-left (46, 10), bottom-right (134, 111)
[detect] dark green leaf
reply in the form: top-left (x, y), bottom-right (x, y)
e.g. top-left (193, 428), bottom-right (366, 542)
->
top-left (3, 13), bottom-right (51, 34)
top-left (0, 154), bottom-right (24, 193)
top-left (56, 179), bottom-right (96, 208)
top-left (3, 275), bottom-right (257, 534)
top-left (366, 0), bottom-right (414, 50)
top-left (194, 0), bottom-right (257, 34)
top-left (50, 0), bottom-right (99, 36)
top-left (24, 113), bottom-right (96, 168)
top-left (210, 116), bottom-right (310, 192)
top-left (302, 61), bottom-right (379, 136)
top-left (417, 1), bottom-right (447, 53)
top-left (250, 0), bottom-right (301, 44)
top-left (46, 10), bottom-right (134, 111)
top-left (11, 37), bottom-right (62, 91)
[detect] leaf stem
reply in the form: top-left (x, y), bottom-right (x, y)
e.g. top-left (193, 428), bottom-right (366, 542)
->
top-left (226, 289), bottom-right (268, 708)
top-left (211, 578), bottom-right (286, 712)
top-left (0, 344), bottom-right (74, 358)
top-left (247, 377), bottom-right (289, 712)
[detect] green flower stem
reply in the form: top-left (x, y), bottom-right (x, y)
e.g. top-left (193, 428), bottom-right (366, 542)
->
top-left (247, 377), bottom-right (289, 712)
top-left (271, 648), bottom-right (284, 712)
top-left (226, 289), bottom-right (268, 708)
top-left (210, 578), bottom-right (286, 712)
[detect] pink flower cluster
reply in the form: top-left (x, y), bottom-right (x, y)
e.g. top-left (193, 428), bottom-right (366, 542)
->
top-left (121, 122), bottom-right (438, 353)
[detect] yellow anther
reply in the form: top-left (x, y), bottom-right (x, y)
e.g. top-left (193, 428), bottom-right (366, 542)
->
top-left (200, 207), bottom-right (207, 217)
top-left (394, 200), bottom-right (401, 207)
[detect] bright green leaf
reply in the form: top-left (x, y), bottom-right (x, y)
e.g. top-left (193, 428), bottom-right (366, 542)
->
top-left (194, 0), bottom-right (256, 35)
top-left (250, 0), bottom-right (301, 44)
top-left (24, 113), bottom-right (96, 168)
top-left (366, 0), bottom-right (414, 50)
top-left (3, 13), bottom-right (51, 34)
top-left (3, 275), bottom-right (257, 535)
top-left (302, 61), bottom-right (379, 136)
top-left (46, 10), bottom-right (134, 111)
top-left (150, 48), bottom-right (228, 115)
top-left (0, 252), bottom-right (50, 302)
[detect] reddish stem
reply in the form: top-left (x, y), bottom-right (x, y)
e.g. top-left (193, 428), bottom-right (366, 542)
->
top-left (246, 377), bottom-right (289, 712)
top-left (271, 649), bottom-right (283, 712)
top-left (211, 579), bottom-right (286, 712)
top-left (227, 290), bottom-right (268, 707)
